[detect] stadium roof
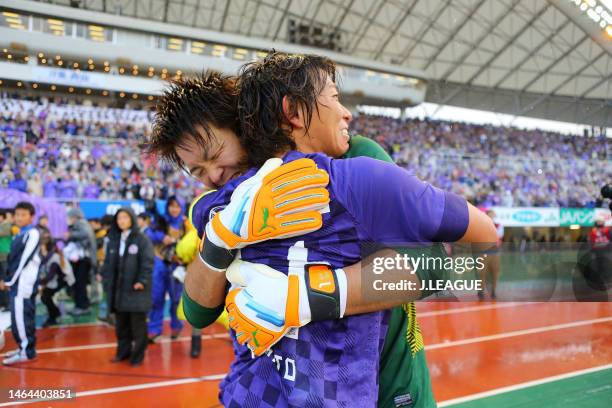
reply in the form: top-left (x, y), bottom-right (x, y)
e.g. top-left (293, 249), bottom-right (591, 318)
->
top-left (33, 0), bottom-right (612, 126)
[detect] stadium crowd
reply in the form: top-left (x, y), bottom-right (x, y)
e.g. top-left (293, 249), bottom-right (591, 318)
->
top-left (1, 95), bottom-right (610, 207)
top-left (353, 115), bottom-right (610, 208)
top-left (0, 96), bottom-right (202, 203)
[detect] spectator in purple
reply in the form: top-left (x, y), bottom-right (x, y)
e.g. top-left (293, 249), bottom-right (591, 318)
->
top-left (83, 181), bottom-right (100, 199)
top-left (1, 95), bottom-right (609, 207)
top-left (43, 175), bottom-right (58, 198)
top-left (8, 170), bottom-right (27, 192)
top-left (57, 177), bottom-right (78, 199)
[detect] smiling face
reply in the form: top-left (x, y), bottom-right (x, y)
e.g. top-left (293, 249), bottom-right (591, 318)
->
top-left (175, 125), bottom-right (247, 190)
top-left (170, 67), bottom-right (351, 189)
top-left (293, 76), bottom-right (353, 158)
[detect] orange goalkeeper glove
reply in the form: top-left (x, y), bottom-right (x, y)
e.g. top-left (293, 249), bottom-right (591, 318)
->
top-left (200, 158), bottom-right (330, 271)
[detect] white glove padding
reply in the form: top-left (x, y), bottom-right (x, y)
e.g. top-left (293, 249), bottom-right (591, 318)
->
top-left (225, 259), bottom-right (347, 356)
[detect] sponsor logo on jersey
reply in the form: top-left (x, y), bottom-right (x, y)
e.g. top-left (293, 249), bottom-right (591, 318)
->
top-left (394, 393), bottom-right (413, 407)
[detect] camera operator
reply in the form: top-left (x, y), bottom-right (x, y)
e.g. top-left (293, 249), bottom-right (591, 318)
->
top-left (585, 215), bottom-right (612, 292)
top-left (589, 216), bottom-right (610, 247)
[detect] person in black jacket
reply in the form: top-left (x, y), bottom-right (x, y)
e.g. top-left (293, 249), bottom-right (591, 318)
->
top-left (102, 207), bottom-right (154, 367)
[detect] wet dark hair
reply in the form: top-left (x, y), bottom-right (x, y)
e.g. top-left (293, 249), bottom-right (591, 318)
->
top-left (237, 51), bottom-right (337, 167)
top-left (146, 70), bottom-right (240, 170)
top-left (15, 201), bottom-right (35, 216)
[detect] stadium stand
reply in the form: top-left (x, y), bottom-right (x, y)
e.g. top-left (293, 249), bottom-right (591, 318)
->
top-left (353, 115), bottom-right (611, 208)
top-left (0, 95), bottom-right (200, 203)
top-left (2, 95), bottom-right (609, 207)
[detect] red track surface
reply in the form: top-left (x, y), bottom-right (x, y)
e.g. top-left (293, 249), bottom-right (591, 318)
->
top-left (1, 302), bottom-right (611, 407)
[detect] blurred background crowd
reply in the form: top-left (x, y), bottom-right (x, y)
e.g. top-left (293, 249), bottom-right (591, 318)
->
top-left (2, 95), bottom-right (610, 208)
top-left (0, 95), bottom-right (201, 204)
top-left (352, 115), bottom-right (610, 208)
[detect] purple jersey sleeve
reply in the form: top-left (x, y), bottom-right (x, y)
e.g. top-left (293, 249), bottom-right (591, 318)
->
top-left (188, 184), bottom-right (242, 239)
top-left (329, 156), bottom-right (469, 243)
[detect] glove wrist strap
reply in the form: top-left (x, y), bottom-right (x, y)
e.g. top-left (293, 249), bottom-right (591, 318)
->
top-left (199, 235), bottom-right (237, 272)
top-left (304, 264), bottom-right (347, 322)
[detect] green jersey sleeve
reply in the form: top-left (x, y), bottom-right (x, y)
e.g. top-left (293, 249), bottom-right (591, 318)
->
top-left (182, 290), bottom-right (225, 329)
top-left (345, 134), bottom-right (393, 162)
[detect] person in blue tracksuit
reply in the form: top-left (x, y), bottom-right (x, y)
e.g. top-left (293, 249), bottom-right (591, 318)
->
top-left (1, 202), bottom-right (41, 365)
top-left (146, 196), bottom-right (186, 342)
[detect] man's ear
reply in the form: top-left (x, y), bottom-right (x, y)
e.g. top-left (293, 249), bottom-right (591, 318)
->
top-left (282, 96), bottom-right (305, 129)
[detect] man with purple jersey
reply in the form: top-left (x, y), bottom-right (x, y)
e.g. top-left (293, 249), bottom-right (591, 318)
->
top-left (148, 58), bottom-right (498, 406)
top-left (181, 51), bottom-right (492, 404)
top-left (188, 149), bottom-right (471, 406)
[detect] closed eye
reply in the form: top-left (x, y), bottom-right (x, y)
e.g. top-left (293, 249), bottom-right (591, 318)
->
top-left (197, 168), bottom-right (209, 180)
top-left (189, 166), bottom-right (204, 180)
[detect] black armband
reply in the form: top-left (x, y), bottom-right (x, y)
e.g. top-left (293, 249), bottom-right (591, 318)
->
top-left (304, 264), bottom-right (341, 322)
top-left (199, 235), bottom-right (236, 271)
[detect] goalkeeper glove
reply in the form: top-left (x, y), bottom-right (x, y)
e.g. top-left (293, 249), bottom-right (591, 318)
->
top-left (225, 260), bottom-right (347, 356)
top-left (201, 158), bottom-right (330, 271)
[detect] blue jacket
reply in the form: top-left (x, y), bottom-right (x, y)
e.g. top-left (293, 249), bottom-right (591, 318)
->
top-left (4, 225), bottom-right (40, 285)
